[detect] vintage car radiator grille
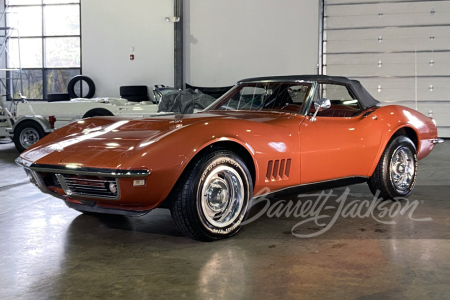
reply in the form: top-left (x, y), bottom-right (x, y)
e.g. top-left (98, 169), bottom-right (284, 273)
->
top-left (266, 159), bottom-right (291, 182)
top-left (44, 173), bottom-right (119, 199)
top-left (48, 174), bottom-right (62, 188)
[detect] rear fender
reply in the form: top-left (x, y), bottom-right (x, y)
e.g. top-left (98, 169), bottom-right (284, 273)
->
top-left (367, 105), bottom-right (436, 176)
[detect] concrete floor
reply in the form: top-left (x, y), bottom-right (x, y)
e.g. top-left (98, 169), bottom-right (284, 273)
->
top-left (0, 138), bottom-right (449, 300)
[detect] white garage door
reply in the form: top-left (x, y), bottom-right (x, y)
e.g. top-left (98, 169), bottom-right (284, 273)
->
top-left (323, 0), bottom-right (450, 137)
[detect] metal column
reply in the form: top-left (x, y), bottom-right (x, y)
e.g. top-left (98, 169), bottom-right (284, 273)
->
top-left (174, 0), bottom-right (184, 89)
top-left (318, 0), bottom-right (325, 75)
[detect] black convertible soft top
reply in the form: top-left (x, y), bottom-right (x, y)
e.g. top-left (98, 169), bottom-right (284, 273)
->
top-left (238, 75), bottom-right (380, 110)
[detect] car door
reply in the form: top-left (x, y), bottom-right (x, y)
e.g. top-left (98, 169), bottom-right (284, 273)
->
top-left (299, 83), bottom-right (382, 184)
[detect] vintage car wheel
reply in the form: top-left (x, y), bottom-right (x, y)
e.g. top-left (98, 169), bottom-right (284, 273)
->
top-left (14, 121), bottom-right (46, 153)
top-left (170, 150), bottom-right (253, 241)
top-left (368, 135), bottom-right (417, 200)
top-left (83, 108), bottom-right (114, 118)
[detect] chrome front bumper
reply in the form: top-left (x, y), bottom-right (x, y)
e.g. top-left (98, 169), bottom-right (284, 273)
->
top-left (430, 138), bottom-right (445, 145)
top-left (15, 157), bottom-right (150, 201)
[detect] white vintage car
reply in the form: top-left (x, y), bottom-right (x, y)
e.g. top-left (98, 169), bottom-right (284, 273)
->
top-left (11, 97), bottom-right (164, 152)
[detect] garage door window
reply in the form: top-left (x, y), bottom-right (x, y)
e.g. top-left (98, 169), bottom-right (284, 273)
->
top-left (5, 0), bottom-right (81, 100)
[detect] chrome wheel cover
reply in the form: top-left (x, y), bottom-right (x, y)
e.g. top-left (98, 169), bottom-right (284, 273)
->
top-left (390, 146), bottom-right (415, 191)
top-left (200, 165), bottom-right (245, 228)
top-left (19, 128), bottom-right (39, 149)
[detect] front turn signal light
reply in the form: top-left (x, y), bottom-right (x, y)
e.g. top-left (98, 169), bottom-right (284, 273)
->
top-left (133, 180), bottom-right (145, 186)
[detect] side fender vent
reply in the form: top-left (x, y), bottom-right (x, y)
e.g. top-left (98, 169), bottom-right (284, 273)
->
top-left (265, 159), bottom-right (291, 182)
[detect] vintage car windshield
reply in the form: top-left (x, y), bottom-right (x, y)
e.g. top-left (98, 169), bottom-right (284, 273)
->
top-left (205, 82), bottom-right (313, 114)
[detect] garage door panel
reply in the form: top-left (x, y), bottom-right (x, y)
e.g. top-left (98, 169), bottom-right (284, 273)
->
top-left (326, 0), bottom-right (446, 5)
top-left (359, 78), bottom-right (450, 102)
top-left (363, 88), bottom-right (415, 101)
top-left (327, 63), bottom-right (450, 77)
top-left (327, 14), bottom-right (450, 29)
top-left (326, 53), bottom-right (450, 65)
top-left (326, 37), bottom-right (450, 53)
top-left (418, 102), bottom-right (450, 127)
top-left (327, 1), bottom-right (450, 17)
top-left (361, 88), bottom-right (449, 103)
top-left (356, 77), bottom-right (450, 90)
top-left (326, 26), bottom-right (449, 43)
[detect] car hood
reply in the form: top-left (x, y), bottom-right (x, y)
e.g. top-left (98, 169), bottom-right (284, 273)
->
top-left (21, 111), bottom-right (297, 168)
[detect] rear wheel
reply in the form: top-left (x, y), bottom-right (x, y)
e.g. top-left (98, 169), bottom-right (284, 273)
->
top-left (368, 135), bottom-right (417, 200)
top-left (14, 121), bottom-right (46, 153)
top-left (170, 150), bottom-right (252, 241)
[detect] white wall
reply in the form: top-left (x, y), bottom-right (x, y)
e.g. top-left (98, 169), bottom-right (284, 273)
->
top-left (81, 0), bottom-right (320, 94)
top-left (184, 0), bottom-right (319, 87)
top-left (81, 0), bottom-right (174, 97)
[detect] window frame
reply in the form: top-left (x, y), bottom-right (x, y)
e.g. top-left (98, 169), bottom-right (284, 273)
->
top-left (306, 81), bottom-right (364, 118)
top-left (5, 1), bottom-right (82, 101)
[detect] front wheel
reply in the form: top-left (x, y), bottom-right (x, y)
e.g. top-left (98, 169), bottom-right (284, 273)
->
top-left (368, 135), bottom-right (418, 200)
top-left (170, 150), bottom-right (253, 241)
top-left (14, 121), bottom-right (46, 153)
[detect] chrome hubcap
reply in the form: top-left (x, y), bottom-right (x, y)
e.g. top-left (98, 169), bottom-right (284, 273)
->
top-left (390, 146), bottom-right (415, 191)
top-left (201, 166), bottom-right (244, 228)
top-left (19, 128), bottom-right (39, 149)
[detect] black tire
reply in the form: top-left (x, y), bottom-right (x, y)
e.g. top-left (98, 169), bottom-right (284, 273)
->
top-left (120, 85), bottom-right (148, 97)
top-left (368, 135), bottom-right (418, 200)
top-left (82, 108), bottom-right (114, 118)
top-left (68, 75), bottom-right (96, 99)
top-left (47, 93), bottom-right (70, 102)
top-left (170, 150), bottom-right (253, 241)
top-left (14, 121), bottom-right (46, 153)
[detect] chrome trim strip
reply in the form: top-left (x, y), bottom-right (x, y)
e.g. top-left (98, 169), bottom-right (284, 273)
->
top-left (302, 81), bottom-right (319, 116)
top-left (56, 174), bottom-right (70, 191)
top-left (237, 79), bottom-right (315, 84)
top-left (16, 157), bottom-right (150, 178)
top-left (252, 176), bottom-right (369, 199)
top-left (430, 138), bottom-right (445, 144)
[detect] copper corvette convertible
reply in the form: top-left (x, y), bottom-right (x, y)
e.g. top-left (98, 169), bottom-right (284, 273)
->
top-left (17, 75), bottom-right (442, 241)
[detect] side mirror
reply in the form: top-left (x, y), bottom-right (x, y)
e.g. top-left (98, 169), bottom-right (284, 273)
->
top-left (311, 98), bottom-right (331, 122)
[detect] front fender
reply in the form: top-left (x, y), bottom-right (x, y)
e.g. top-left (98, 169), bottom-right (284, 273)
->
top-left (101, 116), bottom-right (302, 208)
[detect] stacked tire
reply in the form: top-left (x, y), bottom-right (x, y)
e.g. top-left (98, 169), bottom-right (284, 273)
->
top-left (120, 86), bottom-right (150, 102)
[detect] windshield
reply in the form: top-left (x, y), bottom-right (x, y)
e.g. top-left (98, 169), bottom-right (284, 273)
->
top-left (205, 82), bottom-right (313, 114)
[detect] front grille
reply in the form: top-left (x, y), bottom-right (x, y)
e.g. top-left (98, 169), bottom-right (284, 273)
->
top-left (62, 175), bottom-right (118, 198)
top-left (44, 173), bottom-right (119, 199)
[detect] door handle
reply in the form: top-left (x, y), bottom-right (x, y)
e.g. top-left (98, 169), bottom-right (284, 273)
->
top-left (363, 111), bottom-right (377, 120)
